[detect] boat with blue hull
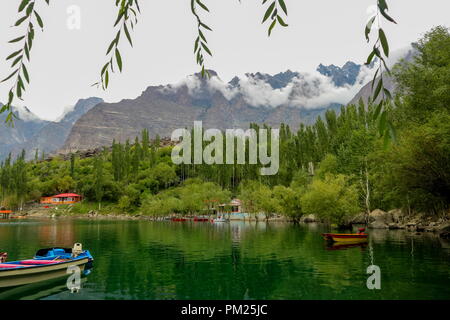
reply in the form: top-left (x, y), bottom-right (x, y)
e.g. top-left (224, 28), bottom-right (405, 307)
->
top-left (0, 243), bottom-right (93, 288)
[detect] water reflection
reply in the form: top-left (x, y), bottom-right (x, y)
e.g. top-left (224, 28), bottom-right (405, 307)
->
top-left (0, 219), bottom-right (448, 300)
top-left (0, 275), bottom-right (89, 300)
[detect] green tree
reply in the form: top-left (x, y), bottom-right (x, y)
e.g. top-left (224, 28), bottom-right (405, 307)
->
top-left (93, 155), bottom-right (104, 209)
top-left (301, 174), bottom-right (360, 227)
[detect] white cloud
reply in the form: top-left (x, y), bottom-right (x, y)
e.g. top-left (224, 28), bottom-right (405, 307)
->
top-left (207, 66), bottom-right (376, 109)
top-left (207, 76), bottom-right (239, 100)
top-left (158, 59), bottom-right (402, 110)
top-left (160, 74), bottom-right (203, 95)
top-left (232, 76), bottom-right (295, 108)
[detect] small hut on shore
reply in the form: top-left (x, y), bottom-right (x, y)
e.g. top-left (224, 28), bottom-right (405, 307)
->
top-left (40, 193), bottom-right (82, 205)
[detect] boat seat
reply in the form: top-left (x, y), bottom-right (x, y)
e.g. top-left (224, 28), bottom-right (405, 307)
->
top-left (20, 260), bottom-right (61, 265)
top-left (0, 264), bottom-right (24, 268)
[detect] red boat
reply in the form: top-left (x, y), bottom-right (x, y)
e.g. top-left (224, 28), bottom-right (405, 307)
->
top-left (322, 228), bottom-right (368, 243)
top-left (193, 217), bottom-right (209, 222)
top-left (171, 217), bottom-right (187, 222)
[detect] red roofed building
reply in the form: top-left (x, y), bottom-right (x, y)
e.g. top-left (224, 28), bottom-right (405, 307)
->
top-left (40, 193), bottom-right (82, 205)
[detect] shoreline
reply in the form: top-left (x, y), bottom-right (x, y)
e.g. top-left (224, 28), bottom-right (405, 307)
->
top-left (17, 206), bottom-right (450, 239)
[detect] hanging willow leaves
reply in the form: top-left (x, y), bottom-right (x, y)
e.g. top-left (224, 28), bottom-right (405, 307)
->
top-left (93, 0), bottom-right (141, 90)
top-left (364, 0), bottom-right (397, 145)
top-left (261, 0), bottom-right (289, 37)
top-left (0, 0), bottom-right (50, 125)
top-left (191, 0), bottom-right (213, 78)
top-left (379, 28), bottom-right (389, 56)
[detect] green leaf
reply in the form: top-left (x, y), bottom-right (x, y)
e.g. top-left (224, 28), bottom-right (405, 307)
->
top-left (201, 42), bottom-right (212, 56)
top-left (200, 22), bottom-right (212, 31)
top-left (115, 48), bottom-right (122, 72)
top-left (199, 30), bottom-right (207, 43)
top-left (278, 0), bottom-right (287, 15)
top-left (18, 75), bottom-right (25, 91)
top-left (106, 39), bottom-right (116, 55)
top-left (378, 0), bottom-right (388, 11)
top-left (17, 80), bottom-right (22, 98)
top-left (124, 23), bottom-right (133, 47)
top-left (196, 0), bottom-right (209, 12)
top-left (365, 16), bottom-right (375, 42)
top-left (8, 90), bottom-right (14, 105)
top-left (6, 50), bottom-right (22, 61)
top-left (373, 77), bottom-right (383, 101)
top-left (24, 42), bottom-right (30, 60)
top-left (34, 11), bottom-right (44, 29)
top-left (26, 2), bottom-right (35, 15)
top-left (262, 2), bottom-right (276, 23)
top-left (114, 11), bottom-right (124, 27)
top-left (22, 64), bottom-right (30, 83)
top-left (11, 55), bottom-right (23, 68)
top-left (271, 8), bottom-right (278, 20)
top-left (268, 19), bottom-right (277, 36)
top-left (105, 70), bottom-right (109, 88)
top-left (366, 50), bottom-right (375, 65)
top-left (101, 63), bottom-right (109, 76)
top-left (15, 16), bottom-right (28, 26)
top-left (276, 15), bottom-right (288, 27)
top-left (379, 28), bottom-right (389, 57)
top-left (379, 7), bottom-right (397, 24)
top-left (135, 0), bottom-right (141, 13)
top-left (1, 69), bottom-right (19, 83)
top-left (381, 58), bottom-right (391, 76)
top-left (18, 0), bottom-right (30, 13)
top-left (194, 37), bottom-right (200, 53)
top-left (8, 36), bottom-right (25, 43)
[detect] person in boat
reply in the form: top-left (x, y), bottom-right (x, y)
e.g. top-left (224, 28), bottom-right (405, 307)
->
top-left (0, 252), bottom-right (7, 263)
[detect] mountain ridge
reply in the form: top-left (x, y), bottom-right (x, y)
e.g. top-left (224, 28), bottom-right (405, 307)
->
top-left (61, 61), bottom-right (367, 153)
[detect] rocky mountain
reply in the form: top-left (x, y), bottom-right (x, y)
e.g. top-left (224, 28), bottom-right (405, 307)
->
top-left (317, 61), bottom-right (361, 86)
top-left (348, 73), bottom-right (396, 106)
top-left (61, 62), bottom-right (365, 153)
top-left (0, 105), bottom-right (50, 160)
top-left (0, 98), bottom-right (103, 160)
top-left (347, 45), bottom-right (418, 106)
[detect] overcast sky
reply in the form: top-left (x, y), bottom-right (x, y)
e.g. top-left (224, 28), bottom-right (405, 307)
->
top-left (0, 0), bottom-right (449, 120)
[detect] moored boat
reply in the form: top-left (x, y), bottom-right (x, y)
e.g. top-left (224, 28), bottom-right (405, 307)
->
top-left (193, 216), bottom-right (209, 222)
top-left (322, 228), bottom-right (368, 243)
top-left (171, 217), bottom-right (187, 222)
top-left (0, 243), bottom-right (93, 288)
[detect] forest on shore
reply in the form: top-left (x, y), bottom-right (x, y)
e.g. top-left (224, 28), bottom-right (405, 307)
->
top-left (0, 27), bottom-right (449, 226)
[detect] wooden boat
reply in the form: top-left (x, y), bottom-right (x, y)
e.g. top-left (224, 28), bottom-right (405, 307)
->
top-left (0, 243), bottom-right (93, 288)
top-left (171, 217), bottom-right (187, 222)
top-left (322, 232), bottom-right (368, 243)
top-left (193, 216), bottom-right (209, 222)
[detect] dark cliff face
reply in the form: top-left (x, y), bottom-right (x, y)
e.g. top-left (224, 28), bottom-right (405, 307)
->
top-left (0, 97), bottom-right (103, 160)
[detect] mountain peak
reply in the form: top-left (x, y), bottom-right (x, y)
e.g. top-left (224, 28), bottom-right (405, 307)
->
top-left (316, 61), bottom-right (362, 86)
top-left (193, 69), bottom-right (218, 79)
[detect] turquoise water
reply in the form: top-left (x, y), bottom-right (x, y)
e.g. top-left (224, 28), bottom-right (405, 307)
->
top-left (0, 218), bottom-right (449, 300)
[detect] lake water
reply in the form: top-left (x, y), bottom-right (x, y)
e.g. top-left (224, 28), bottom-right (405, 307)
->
top-left (0, 218), bottom-right (449, 300)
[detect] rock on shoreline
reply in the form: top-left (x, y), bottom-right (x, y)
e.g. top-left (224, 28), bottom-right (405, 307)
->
top-left (365, 208), bottom-right (450, 237)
